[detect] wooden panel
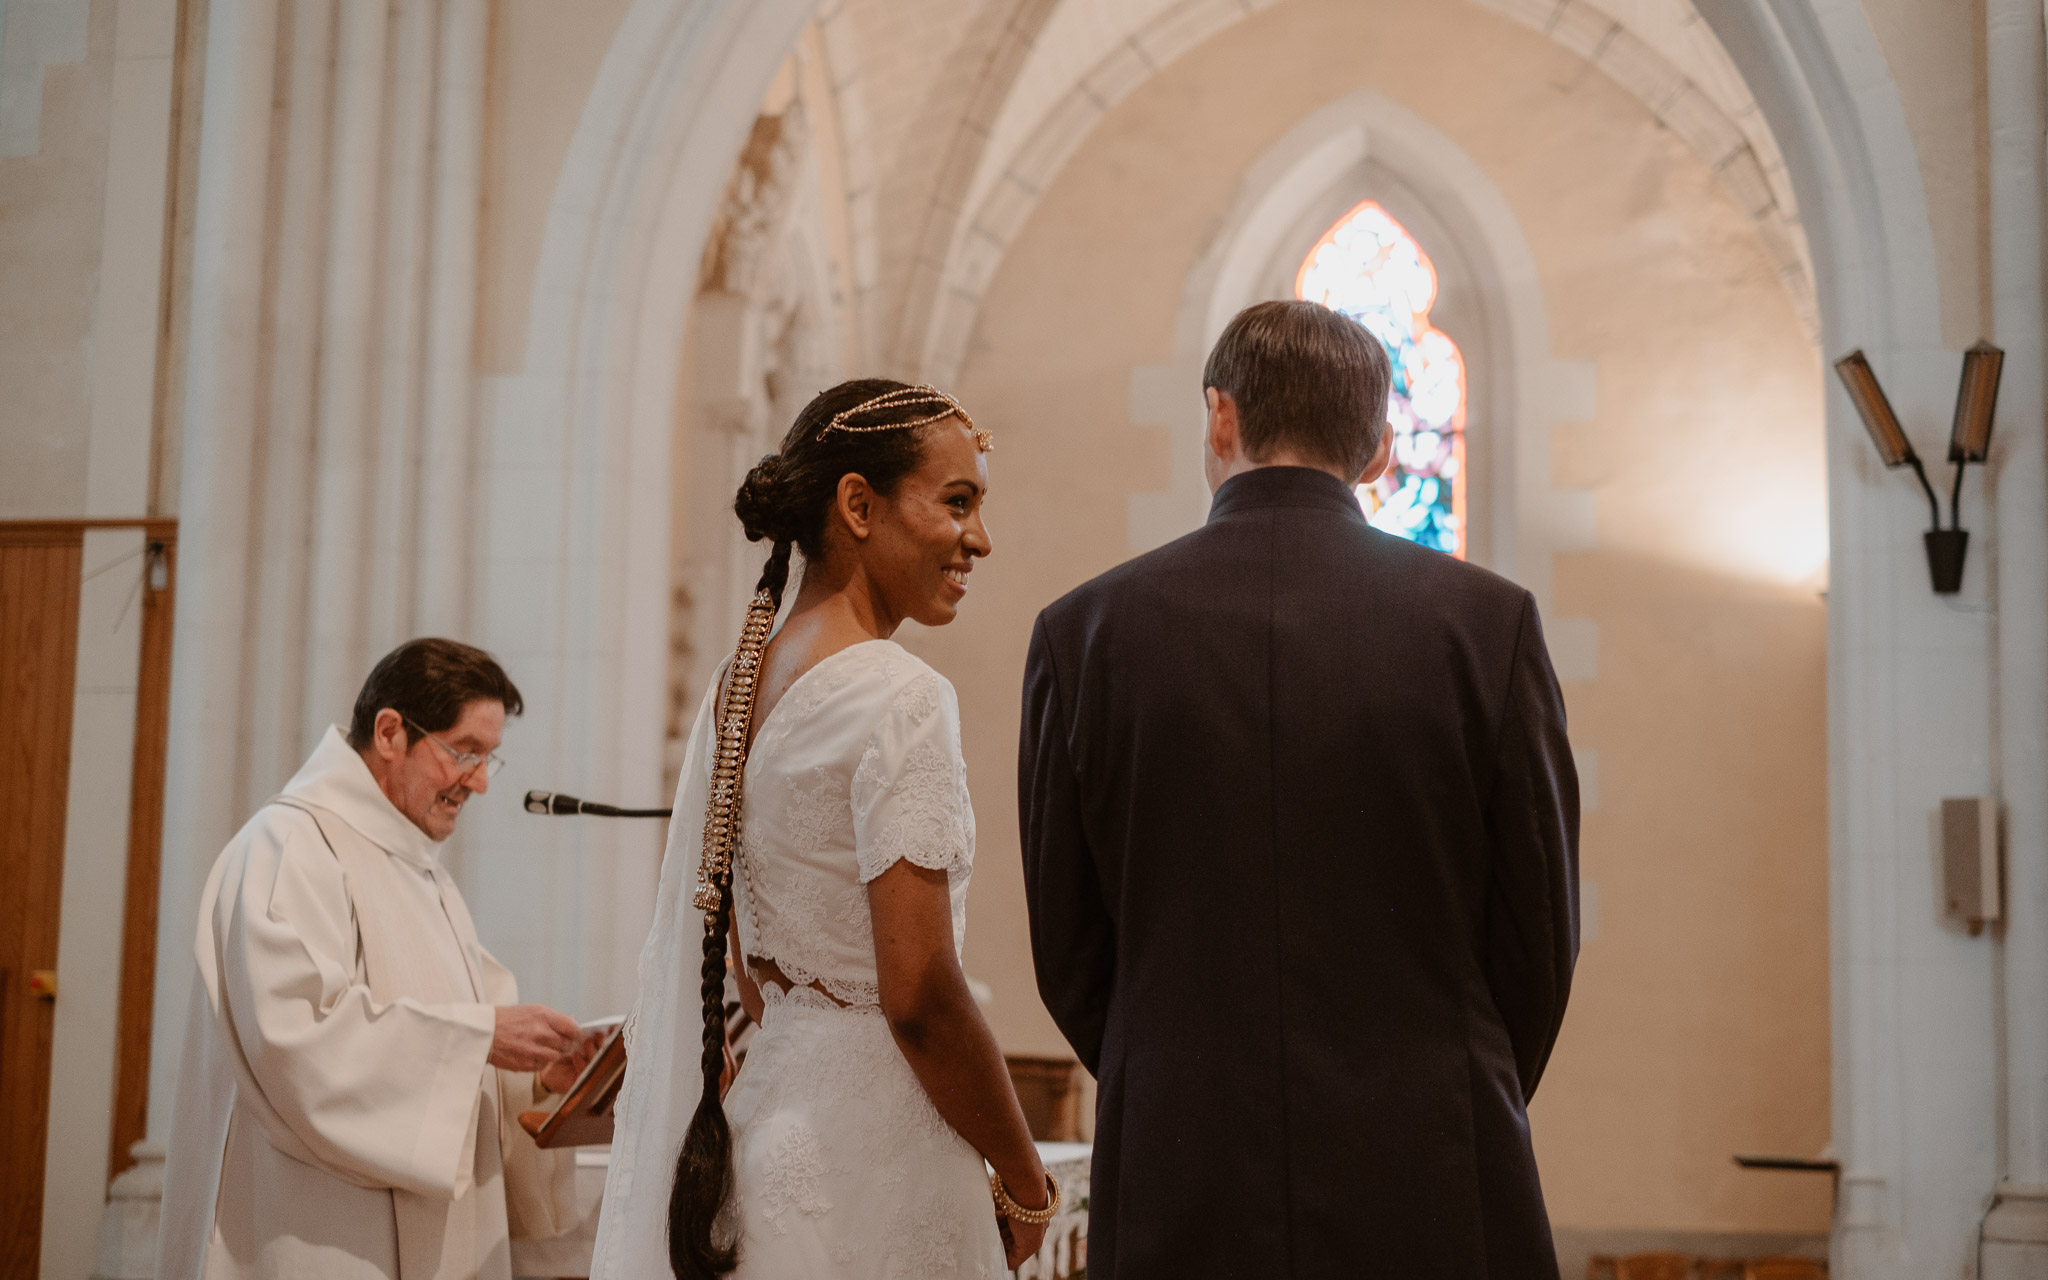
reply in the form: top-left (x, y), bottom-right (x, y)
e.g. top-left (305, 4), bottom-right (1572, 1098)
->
top-left (0, 530), bottom-right (83, 1276)
top-left (0, 518), bottom-right (176, 538)
top-left (109, 530), bottom-right (177, 1180)
top-left (0, 522), bottom-right (101, 545)
top-left (1005, 1054), bottom-right (1085, 1142)
top-left (0, 518), bottom-right (175, 533)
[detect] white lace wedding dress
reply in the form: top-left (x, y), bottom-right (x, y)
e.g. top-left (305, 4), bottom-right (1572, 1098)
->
top-left (592, 639), bottom-right (1006, 1280)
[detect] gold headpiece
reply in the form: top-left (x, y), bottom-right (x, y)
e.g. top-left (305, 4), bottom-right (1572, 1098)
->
top-left (822, 384), bottom-right (993, 452)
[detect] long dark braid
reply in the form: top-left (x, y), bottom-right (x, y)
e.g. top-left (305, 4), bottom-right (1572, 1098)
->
top-left (666, 874), bottom-right (741, 1277)
top-left (664, 379), bottom-right (948, 1279)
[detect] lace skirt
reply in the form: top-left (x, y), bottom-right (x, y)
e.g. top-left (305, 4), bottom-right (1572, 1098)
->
top-left (723, 991), bottom-right (1006, 1279)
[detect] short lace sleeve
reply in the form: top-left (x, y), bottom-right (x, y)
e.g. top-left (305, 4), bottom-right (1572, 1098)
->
top-left (850, 669), bottom-right (973, 884)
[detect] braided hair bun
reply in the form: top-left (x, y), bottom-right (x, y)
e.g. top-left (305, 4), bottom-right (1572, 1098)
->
top-left (733, 453), bottom-right (797, 546)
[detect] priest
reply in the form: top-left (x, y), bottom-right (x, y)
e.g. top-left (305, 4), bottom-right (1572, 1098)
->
top-left (160, 639), bottom-right (597, 1280)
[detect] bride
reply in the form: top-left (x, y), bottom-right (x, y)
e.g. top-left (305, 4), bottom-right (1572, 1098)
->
top-left (593, 380), bottom-right (1054, 1278)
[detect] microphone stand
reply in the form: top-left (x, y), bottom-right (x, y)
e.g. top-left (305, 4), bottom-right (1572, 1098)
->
top-left (524, 789), bottom-right (753, 1065)
top-left (523, 790), bottom-right (672, 819)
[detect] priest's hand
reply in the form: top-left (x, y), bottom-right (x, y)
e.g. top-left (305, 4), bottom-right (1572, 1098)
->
top-left (490, 1003), bottom-right (582, 1073)
top-left (537, 1027), bottom-right (603, 1094)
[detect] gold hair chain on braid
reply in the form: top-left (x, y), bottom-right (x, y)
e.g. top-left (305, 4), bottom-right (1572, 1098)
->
top-left (821, 384), bottom-right (993, 452)
top-left (693, 587), bottom-right (778, 917)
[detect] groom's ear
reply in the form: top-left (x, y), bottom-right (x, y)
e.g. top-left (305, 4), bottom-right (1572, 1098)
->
top-left (1205, 387), bottom-right (1242, 465)
top-left (1355, 425), bottom-right (1393, 487)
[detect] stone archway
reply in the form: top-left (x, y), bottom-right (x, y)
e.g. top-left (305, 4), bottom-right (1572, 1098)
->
top-left (1699, 2), bottom-right (2043, 1275)
top-left (461, 0), bottom-right (820, 1017)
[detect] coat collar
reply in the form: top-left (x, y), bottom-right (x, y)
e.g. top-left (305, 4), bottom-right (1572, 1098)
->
top-left (1207, 465), bottom-right (1368, 525)
top-left (280, 725), bottom-right (444, 870)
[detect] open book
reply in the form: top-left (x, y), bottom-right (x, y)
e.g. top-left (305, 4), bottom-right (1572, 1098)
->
top-left (518, 1018), bottom-right (626, 1149)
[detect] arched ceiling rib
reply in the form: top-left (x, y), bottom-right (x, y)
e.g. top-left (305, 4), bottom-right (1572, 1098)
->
top-left (1471, 0), bottom-right (1812, 324)
top-left (957, 0), bottom-right (1259, 229)
top-left (817, 0), bottom-right (1065, 373)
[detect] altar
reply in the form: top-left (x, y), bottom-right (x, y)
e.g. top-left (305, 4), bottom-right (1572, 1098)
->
top-left (509, 1142), bottom-right (1093, 1280)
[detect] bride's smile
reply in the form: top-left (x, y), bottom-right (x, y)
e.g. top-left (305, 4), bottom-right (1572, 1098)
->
top-left (855, 416), bottom-right (991, 627)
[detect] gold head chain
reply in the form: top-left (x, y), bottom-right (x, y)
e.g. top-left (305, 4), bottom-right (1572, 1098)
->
top-left (693, 587), bottom-right (778, 917)
top-left (820, 384), bottom-right (993, 452)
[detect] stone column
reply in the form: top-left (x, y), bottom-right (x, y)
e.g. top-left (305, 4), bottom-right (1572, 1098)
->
top-left (1984, 0), bottom-right (2048, 1267)
top-left (300, 0), bottom-right (391, 735)
top-left (242, 0), bottom-right (335, 806)
top-left (148, 0), bottom-right (281, 1145)
top-left (125, 2), bottom-right (489, 1272)
top-left (365, 0), bottom-right (439, 646)
top-left (417, 0), bottom-right (488, 636)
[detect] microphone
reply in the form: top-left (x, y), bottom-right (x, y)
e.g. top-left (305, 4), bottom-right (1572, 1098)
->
top-left (523, 790), bottom-right (673, 819)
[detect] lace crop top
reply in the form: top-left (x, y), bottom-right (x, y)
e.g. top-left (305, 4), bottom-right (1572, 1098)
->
top-left (731, 640), bottom-right (975, 1010)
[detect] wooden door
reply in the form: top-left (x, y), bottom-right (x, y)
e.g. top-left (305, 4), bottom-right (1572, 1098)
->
top-left (0, 525), bottom-right (84, 1276)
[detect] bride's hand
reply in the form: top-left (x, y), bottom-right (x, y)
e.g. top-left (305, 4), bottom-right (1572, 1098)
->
top-left (998, 1214), bottom-right (1047, 1270)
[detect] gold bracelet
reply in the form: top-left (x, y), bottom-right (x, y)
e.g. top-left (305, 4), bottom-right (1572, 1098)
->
top-left (990, 1169), bottom-right (1062, 1225)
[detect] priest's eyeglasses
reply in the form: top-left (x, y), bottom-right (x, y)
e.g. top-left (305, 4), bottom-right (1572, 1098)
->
top-left (403, 717), bottom-right (507, 780)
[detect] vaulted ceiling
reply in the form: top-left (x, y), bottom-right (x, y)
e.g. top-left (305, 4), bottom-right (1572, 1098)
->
top-left (801, 0), bottom-right (1813, 380)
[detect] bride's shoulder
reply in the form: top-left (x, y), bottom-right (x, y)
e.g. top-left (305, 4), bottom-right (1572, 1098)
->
top-left (847, 640), bottom-right (952, 697)
top-left (831, 640), bottom-right (954, 725)
top-left (762, 640), bottom-right (950, 733)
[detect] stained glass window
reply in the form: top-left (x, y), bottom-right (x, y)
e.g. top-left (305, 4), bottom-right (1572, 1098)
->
top-left (1295, 200), bottom-right (1468, 558)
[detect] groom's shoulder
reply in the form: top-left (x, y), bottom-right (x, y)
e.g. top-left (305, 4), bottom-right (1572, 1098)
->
top-left (1036, 527), bottom-right (1208, 633)
top-left (1377, 530), bottom-right (1532, 609)
top-left (1035, 519), bottom-right (1534, 643)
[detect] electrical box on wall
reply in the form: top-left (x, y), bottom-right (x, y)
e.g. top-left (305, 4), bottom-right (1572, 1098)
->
top-left (1942, 796), bottom-right (2001, 935)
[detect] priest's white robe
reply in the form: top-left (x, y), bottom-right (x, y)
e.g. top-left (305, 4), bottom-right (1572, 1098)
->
top-left (160, 727), bottom-right (577, 1280)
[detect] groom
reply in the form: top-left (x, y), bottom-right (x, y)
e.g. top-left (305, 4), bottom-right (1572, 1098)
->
top-left (1019, 300), bottom-right (1578, 1277)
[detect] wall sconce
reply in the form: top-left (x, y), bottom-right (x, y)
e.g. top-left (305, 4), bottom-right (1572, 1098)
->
top-left (1834, 341), bottom-right (2004, 594)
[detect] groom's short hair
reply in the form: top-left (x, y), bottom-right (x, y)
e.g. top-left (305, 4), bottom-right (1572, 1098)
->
top-left (1203, 300), bottom-right (1393, 475)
